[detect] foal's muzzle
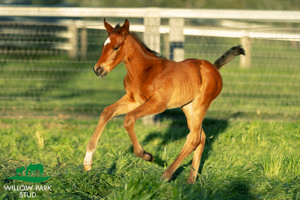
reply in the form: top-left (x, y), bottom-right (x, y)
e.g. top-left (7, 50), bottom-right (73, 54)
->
top-left (93, 66), bottom-right (108, 78)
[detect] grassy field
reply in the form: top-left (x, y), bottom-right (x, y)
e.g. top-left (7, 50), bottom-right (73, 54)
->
top-left (0, 117), bottom-right (299, 199)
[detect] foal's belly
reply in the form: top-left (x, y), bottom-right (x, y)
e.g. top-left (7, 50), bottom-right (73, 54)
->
top-left (165, 65), bottom-right (201, 109)
top-left (167, 92), bottom-right (195, 109)
top-left (166, 81), bottom-right (198, 109)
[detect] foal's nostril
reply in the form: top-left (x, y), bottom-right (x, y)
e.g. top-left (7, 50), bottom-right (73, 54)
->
top-left (93, 66), bottom-right (103, 76)
top-left (98, 67), bottom-right (104, 75)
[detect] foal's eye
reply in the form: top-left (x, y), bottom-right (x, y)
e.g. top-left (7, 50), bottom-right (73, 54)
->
top-left (113, 46), bottom-right (120, 51)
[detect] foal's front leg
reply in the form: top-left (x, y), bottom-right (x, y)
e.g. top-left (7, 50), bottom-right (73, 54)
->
top-left (84, 95), bottom-right (140, 171)
top-left (123, 98), bottom-right (167, 162)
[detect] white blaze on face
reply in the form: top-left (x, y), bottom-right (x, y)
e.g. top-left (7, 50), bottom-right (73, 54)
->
top-left (104, 37), bottom-right (111, 46)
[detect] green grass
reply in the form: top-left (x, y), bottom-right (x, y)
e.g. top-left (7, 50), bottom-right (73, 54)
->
top-left (0, 118), bottom-right (299, 199)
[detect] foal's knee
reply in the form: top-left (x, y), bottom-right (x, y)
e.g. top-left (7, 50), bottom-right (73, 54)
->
top-left (200, 131), bottom-right (206, 144)
top-left (187, 132), bottom-right (204, 150)
top-left (123, 114), bottom-right (136, 129)
top-left (100, 107), bottom-right (113, 121)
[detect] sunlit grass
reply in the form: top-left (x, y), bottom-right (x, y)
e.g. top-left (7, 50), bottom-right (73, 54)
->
top-left (0, 118), bottom-right (299, 199)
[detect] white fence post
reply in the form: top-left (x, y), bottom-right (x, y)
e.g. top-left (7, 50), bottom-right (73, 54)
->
top-left (169, 18), bottom-right (184, 61)
top-left (68, 21), bottom-right (78, 59)
top-left (144, 9), bottom-right (161, 53)
top-left (240, 33), bottom-right (251, 68)
top-left (80, 26), bottom-right (87, 59)
top-left (143, 9), bottom-right (161, 125)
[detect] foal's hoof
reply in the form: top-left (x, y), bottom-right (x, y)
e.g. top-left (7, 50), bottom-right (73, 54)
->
top-left (160, 170), bottom-right (173, 182)
top-left (84, 164), bottom-right (92, 172)
top-left (144, 152), bottom-right (154, 162)
top-left (160, 173), bottom-right (171, 182)
top-left (187, 177), bottom-right (196, 184)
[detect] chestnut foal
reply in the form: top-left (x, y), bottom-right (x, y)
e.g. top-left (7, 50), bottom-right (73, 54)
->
top-left (84, 19), bottom-right (245, 183)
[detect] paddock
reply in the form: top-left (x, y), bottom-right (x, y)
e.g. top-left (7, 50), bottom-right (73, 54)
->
top-left (0, 7), bottom-right (299, 199)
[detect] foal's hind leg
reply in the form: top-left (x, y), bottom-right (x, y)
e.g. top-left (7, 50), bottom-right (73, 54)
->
top-left (84, 95), bottom-right (140, 171)
top-left (181, 102), bottom-right (207, 183)
top-left (161, 99), bottom-right (209, 182)
top-left (188, 128), bottom-right (206, 183)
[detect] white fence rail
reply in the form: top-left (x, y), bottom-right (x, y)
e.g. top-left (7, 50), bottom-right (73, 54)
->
top-left (1, 7), bottom-right (300, 21)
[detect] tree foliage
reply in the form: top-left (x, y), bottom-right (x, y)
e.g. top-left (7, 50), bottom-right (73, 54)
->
top-left (29, 0), bottom-right (300, 10)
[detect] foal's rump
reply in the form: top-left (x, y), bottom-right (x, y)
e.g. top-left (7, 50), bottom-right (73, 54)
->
top-left (162, 59), bottom-right (220, 109)
top-left (158, 44), bottom-right (245, 109)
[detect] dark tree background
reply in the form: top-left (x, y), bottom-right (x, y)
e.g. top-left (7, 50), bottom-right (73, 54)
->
top-left (1, 0), bottom-right (299, 10)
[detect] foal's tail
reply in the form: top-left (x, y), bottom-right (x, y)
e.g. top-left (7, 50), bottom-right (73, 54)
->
top-left (213, 45), bottom-right (245, 70)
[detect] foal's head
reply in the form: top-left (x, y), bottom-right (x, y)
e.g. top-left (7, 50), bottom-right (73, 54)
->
top-left (93, 19), bottom-right (130, 78)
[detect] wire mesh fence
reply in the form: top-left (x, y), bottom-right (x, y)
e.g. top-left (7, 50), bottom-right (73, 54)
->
top-left (0, 11), bottom-right (299, 120)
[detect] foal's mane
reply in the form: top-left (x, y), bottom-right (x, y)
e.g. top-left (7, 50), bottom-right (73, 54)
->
top-left (113, 24), bottom-right (162, 58)
top-left (131, 32), bottom-right (163, 58)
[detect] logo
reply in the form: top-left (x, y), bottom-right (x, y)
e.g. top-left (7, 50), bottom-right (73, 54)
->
top-left (4, 164), bottom-right (52, 198)
top-left (6, 164), bottom-right (51, 183)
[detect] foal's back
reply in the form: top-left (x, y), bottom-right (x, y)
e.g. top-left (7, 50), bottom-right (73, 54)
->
top-left (142, 57), bottom-right (223, 109)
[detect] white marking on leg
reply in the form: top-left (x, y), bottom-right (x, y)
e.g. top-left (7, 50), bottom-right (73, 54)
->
top-left (84, 152), bottom-right (93, 165)
top-left (104, 37), bottom-right (111, 46)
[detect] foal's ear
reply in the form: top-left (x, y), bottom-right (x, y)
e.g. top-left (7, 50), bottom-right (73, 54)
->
top-left (120, 19), bottom-right (130, 37)
top-left (104, 18), bottom-right (114, 34)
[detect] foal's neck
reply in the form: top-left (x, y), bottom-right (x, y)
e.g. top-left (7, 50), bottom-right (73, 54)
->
top-left (124, 34), bottom-right (158, 79)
